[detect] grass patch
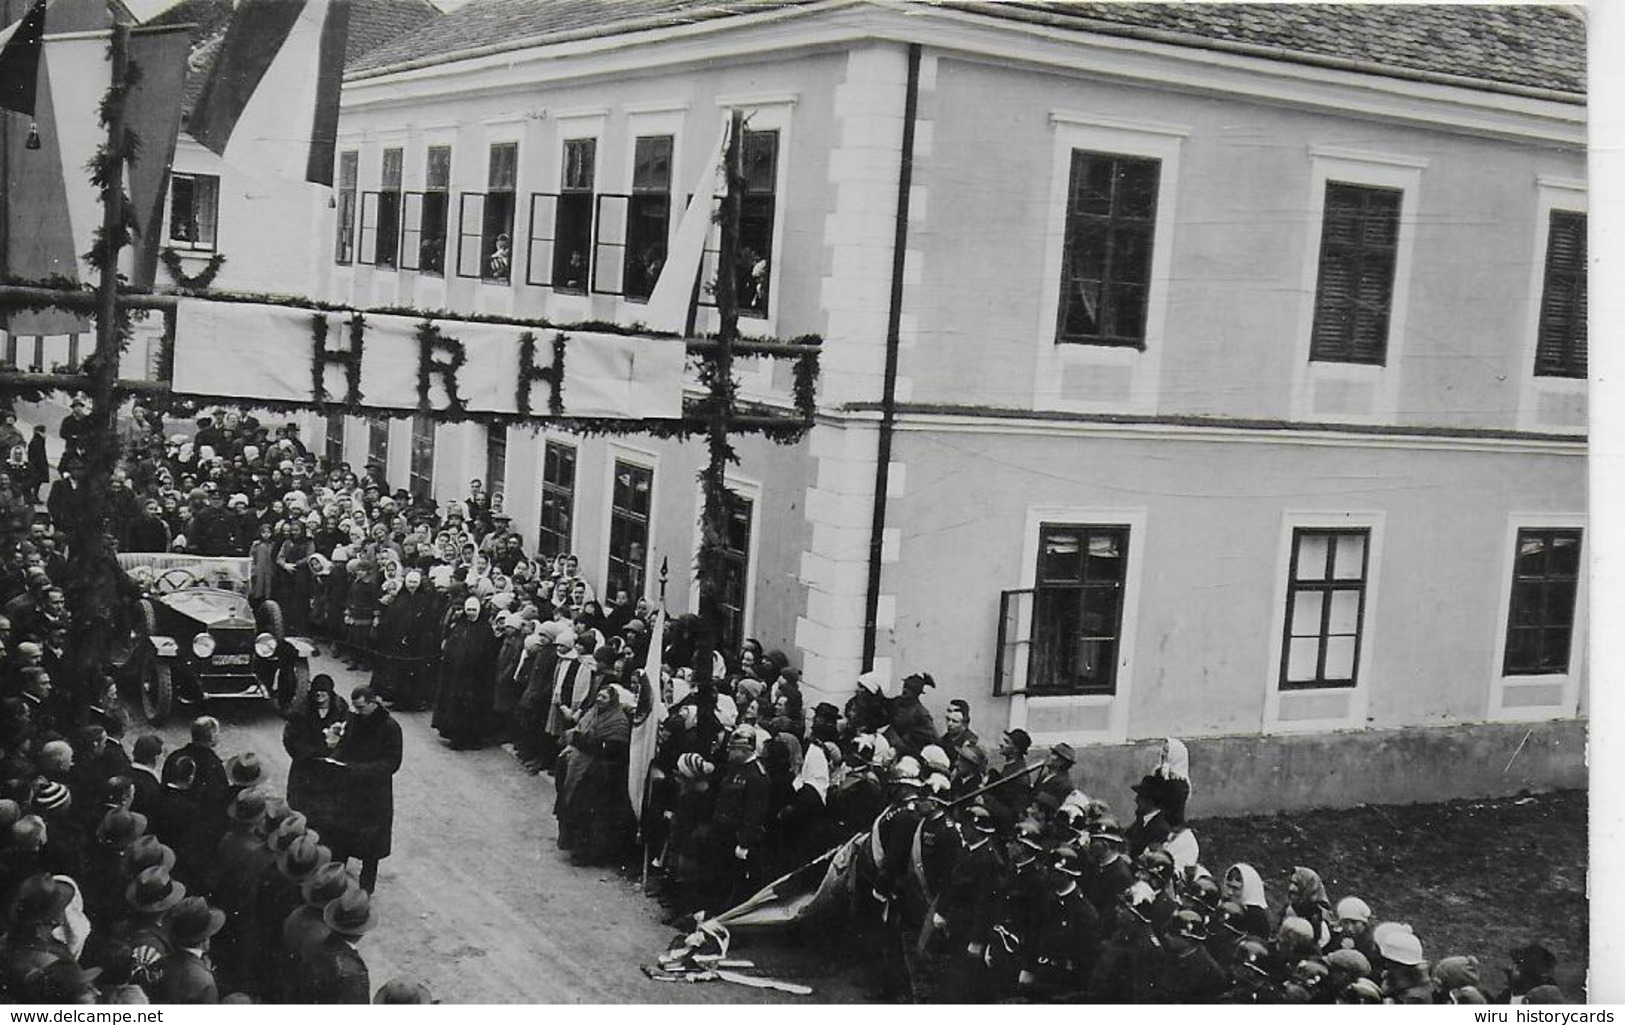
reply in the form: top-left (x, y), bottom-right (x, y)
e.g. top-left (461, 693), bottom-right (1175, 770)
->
top-left (1191, 789), bottom-right (1587, 998)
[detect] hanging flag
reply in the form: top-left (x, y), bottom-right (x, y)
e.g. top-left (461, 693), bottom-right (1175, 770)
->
top-left (189, 0), bottom-right (351, 186)
top-left (642, 122), bottom-right (728, 334)
top-left (627, 607), bottom-right (667, 818)
top-left (124, 24), bottom-right (191, 286)
top-left (0, 0), bottom-right (45, 115)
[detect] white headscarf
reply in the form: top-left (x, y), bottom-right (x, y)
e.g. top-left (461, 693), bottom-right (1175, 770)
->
top-left (1226, 862), bottom-right (1268, 909)
top-left (715, 694), bottom-right (739, 731)
top-left (792, 742), bottom-right (830, 802)
top-left (1157, 737), bottom-right (1191, 782)
top-left (1166, 827), bottom-right (1200, 871)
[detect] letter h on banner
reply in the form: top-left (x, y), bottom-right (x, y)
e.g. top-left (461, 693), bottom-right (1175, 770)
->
top-left (516, 330), bottom-right (565, 417)
top-left (311, 311), bottom-right (364, 405)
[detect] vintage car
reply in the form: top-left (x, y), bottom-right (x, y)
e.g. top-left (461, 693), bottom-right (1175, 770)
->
top-left (115, 555), bottom-right (314, 725)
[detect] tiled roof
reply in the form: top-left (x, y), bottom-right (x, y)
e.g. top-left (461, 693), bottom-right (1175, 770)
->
top-left (348, 0), bottom-right (808, 74)
top-left (347, 0), bottom-right (1584, 100)
top-left (960, 2), bottom-right (1585, 98)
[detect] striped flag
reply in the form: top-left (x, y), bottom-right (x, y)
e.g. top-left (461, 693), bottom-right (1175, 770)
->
top-left (188, 0), bottom-right (350, 186)
top-left (641, 122), bottom-right (728, 334)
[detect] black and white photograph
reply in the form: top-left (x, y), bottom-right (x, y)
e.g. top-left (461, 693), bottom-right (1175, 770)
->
top-left (0, 0), bottom-right (1608, 1007)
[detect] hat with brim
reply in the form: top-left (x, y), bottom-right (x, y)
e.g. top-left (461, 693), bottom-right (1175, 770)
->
top-left (167, 897), bottom-right (226, 946)
top-left (267, 813), bottom-right (309, 853)
top-left (301, 863), bottom-right (353, 908)
top-left (323, 888), bottom-right (378, 937)
top-left (277, 836), bottom-right (331, 882)
top-left (125, 866), bottom-right (186, 913)
top-left (1048, 742), bottom-right (1076, 764)
top-left (96, 808), bottom-right (148, 848)
top-left (9, 873), bottom-right (74, 925)
top-left (226, 786), bottom-right (268, 823)
top-left (121, 835), bottom-right (176, 875)
top-left (1373, 922), bottom-right (1424, 966)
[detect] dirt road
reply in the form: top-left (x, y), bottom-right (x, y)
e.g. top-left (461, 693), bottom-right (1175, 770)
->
top-left (135, 652), bottom-right (864, 1003)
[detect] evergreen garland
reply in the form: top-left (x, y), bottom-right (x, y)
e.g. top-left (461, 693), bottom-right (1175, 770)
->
top-left (158, 248), bottom-right (226, 291)
top-left (415, 319), bottom-right (467, 414)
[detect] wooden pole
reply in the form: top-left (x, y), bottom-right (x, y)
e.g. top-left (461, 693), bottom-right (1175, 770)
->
top-left (641, 556), bottom-right (670, 895)
top-left (692, 110), bottom-right (744, 693)
top-left (63, 17), bottom-right (131, 727)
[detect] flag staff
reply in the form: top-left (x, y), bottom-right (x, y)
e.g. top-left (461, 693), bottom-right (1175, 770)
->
top-left (641, 555), bottom-right (671, 895)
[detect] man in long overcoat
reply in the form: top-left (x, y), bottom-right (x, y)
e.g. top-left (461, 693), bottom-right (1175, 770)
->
top-left (326, 687), bottom-right (402, 893)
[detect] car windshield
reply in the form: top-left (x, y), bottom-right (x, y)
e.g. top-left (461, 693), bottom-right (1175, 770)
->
top-left (162, 589), bottom-right (250, 625)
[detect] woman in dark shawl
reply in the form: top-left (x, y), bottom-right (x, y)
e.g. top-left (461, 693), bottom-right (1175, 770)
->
top-left (555, 684), bottom-right (633, 866)
top-left (432, 596), bottom-right (499, 749)
top-left (282, 673), bottom-right (349, 821)
top-left (274, 520), bottom-right (315, 634)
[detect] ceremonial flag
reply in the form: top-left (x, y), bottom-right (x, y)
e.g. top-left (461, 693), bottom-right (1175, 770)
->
top-left (707, 833), bottom-right (864, 929)
top-left (641, 121), bottom-right (728, 334)
top-left (188, 0), bottom-right (351, 186)
top-left (627, 607), bottom-right (667, 818)
top-left (0, 0), bottom-right (45, 115)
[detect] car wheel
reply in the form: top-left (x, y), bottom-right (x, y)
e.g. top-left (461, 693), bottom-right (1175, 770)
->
top-left (276, 660), bottom-right (311, 717)
top-left (139, 599), bottom-right (157, 636)
top-left (257, 599), bottom-right (285, 641)
top-left (141, 660), bottom-right (173, 725)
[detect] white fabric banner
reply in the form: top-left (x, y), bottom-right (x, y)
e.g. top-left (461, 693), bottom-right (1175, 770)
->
top-left (171, 299), bottom-right (687, 420)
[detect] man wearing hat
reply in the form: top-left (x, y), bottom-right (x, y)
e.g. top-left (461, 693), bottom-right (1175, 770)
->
top-left (884, 672), bottom-right (940, 757)
top-left (708, 727), bottom-right (772, 912)
top-left (1030, 742), bottom-right (1079, 816)
top-left (1024, 844), bottom-right (1103, 996)
top-left (151, 896), bottom-right (226, 1003)
top-left (81, 808), bottom-right (149, 920)
top-left (211, 788), bottom-right (276, 988)
top-left (0, 874), bottom-right (77, 993)
top-left (983, 729), bottom-right (1034, 833)
top-left (930, 805), bottom-right (1004, 967)
top-left (281, 862), bottom-right (351, 1001)
top-left (304, 888), bottom-right (375, 1003)
top-left (113, 864), bottom-right (186, 988)
top-left (253, 831), bottom-right (329, 1000)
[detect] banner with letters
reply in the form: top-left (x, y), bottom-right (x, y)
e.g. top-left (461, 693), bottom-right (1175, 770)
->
top-left (170, 298), bottom-right (688, 420)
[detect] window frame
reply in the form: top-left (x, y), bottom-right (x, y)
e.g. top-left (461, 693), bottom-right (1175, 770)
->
top-left (550, 137), bottom-right (597, 295)
top-left (1516, 177), bottom-right (1587, 433)
top-left (408, 413), bottom-right (436, 501)
top-left (484, 424), bottom-right (508, 503)
top-left (1277, 527), bottom-right (1371, 691)
top-left (166, 172), bottom-right (220, 252)
top-left (411, 144), bottom-right (453, 276)
top-left (603, 445), bottom-right (658, 603)
top-left (697, 126), bottom-right (780, 320)
top-left (1024, 523), bottom-right (1133, 697)
top-left (686, 474), bottom-right (761, 653)
top-left (1488, 514), bottom-right (1586, 722)
top-left (1031, 113), bottom-right (1186, 417)
top-left (374, 147), bottom-right (404, 269)
top-left (324, 414), bottom-right (345, 467)
top-left (1308, 181), bottom-right (1403, 366)
top-left (334, 150), bottom-right (359, 265)
top-left (1054, 150), bottom-right (1162, 349)
top-left (365, 416), bottom-right (390, 473)
top-left (537, 437), bottom-right (578, 560)
top-left (1289, 148), bottom-right (1425, 425)
top-left (463, 141), bottom-right (518, 285)
top-left (1501, 527), bottom-right (1582, 677)
top-left (1263, 511), bottom-right (1385, 734)
top-left (1534, 205), bottom-right (1587, 380)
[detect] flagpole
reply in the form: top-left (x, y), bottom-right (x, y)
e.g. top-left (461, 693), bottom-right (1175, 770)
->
top-left (641, 556), bottom-right (670, 895)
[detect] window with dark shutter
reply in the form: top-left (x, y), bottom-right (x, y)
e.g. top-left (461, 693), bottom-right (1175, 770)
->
top-left (552, 139), bottom-right (596, 293)
top-left (1055, 151), bottom-right (1160, 348)
top-left (1309, 182), bottom-right (1402, 365)
top-left (1535, 210), bottom-right (1587, 379)
top-left (335, 151), bottom-right (358, 264)
top-left (1503, 528), bottom-right (1582, 675)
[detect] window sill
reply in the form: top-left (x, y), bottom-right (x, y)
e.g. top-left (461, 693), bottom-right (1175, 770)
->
top-left (1278, 681), bottom-right (1358, 692)
top-left (1055, 338), bottom-right (1147, 351)
top-left (1308, 356), bottom-right (1388, 369)
top-left (167, 244), bottom-right (217, 256)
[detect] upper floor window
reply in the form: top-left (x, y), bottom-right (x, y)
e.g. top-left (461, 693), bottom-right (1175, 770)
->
top-left (624, 135), bottom-right (673, 302)
top-left (1534, 211), bottom-right (1587, 379)
top-left (334, 151), bottom-right (358, 264)
top-left (457, 143), bottom-right (516, 282)
top-left (376, 148), bottom-right (402, 268)
top-left (1503, 528), bottom-right (1582, 676)
top-left (402, 145), bottom-right (451, 275)
top-left (1309, 183), bottom-right (1402, 365)
top-left (1280, 528), bottom-right (1369, 690)
top-left (737, 129), bottom-right (778, 317)
top-left (168, 173), bottom-right (219, 252)
top-left (1056, 151), bottom-right (1160, 348)
top-left (553, 139), bottom-right (596, 293)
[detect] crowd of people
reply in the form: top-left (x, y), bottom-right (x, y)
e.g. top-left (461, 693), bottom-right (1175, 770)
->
top-left (0, 399), bottom-right (1580, 1004)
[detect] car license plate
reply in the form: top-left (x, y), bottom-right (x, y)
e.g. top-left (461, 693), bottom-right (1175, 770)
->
top-left (212, 653), bottom-right (252, 666)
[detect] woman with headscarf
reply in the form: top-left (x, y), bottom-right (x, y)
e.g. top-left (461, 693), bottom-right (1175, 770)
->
top-left (775, 742), bottom-right (835, 871)
top-left (1133, 737), bottom-right (1191, 826)
top-left (274, 520), bottom-right (316, 634)
top-left (282, 674), bottom-right (349, 821)
top-left (1285, 865), bottom-right (1335, 948)
top-left (555, 684), bottom-right (634, 867)
top-left (432, 596), bottom-right (500, 750)
top-left (1222, 863), bottom-right (1273, 940)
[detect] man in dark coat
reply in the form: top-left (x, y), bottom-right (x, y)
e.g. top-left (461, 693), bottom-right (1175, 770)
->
top-left (162, 717), bottom-right (230, 837)
top-left (26, 424), bottom-right (50, 502)
top-left (325, 687), bottom-right (402, 893)
top-left (305, 888), bottom-right (373, 1003)
top-left (150, 897), bottom-right (225, 1003)
top-left (709, 727), bottom-right (772, 912)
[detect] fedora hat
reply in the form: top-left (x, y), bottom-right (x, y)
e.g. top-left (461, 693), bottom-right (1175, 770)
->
top-left (225, 786), bottom-right (268, 824)
top-left (323, 887), bottom-right (378, 937)
top-left (277, 834), bottom-right (331, 882)
top-left (121, 835), bottom-right (176, 876)
top-left (125, 865), bottom-right (186, 913)
top-left (301, 863), bottom-right (352, 908)
top-left (267, 812), bottom-right (309, 852)
top-left (96, 808), bottom-right (148, 849)
top-left (167, 897), bottom-right (226, 947)
top-left (9, 873), bottom-right (73, 926)
top-left (225, 753), bottom-right (263, 787)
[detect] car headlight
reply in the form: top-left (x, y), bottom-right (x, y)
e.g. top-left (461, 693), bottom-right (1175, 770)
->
top-left (254, 633), bottom-right (277, 659)
top-left (192, 632), bottom-right (216, 658)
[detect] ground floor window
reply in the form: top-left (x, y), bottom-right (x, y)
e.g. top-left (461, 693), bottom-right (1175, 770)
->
top-left (1025, 523), bottom-right (1129, 695)
top-left (1504, 528), bottom-right (1582, 675)
top-left (485, 425), bottom-right (507, 504)
top-left (715, 489), bottom-right (753, 656)
top-left (1280, 528), bottom-right (1369, 689)
top-left (537, 441), bottom-right (576, 559)
top-left (324, 414), bottom-right (344, 467)
top-left (366, 418), bottom-right (390, 479)
top-left (409, 414), bottom-right (435, 500)
top-left (607, 460), bottom-right (652, 599)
